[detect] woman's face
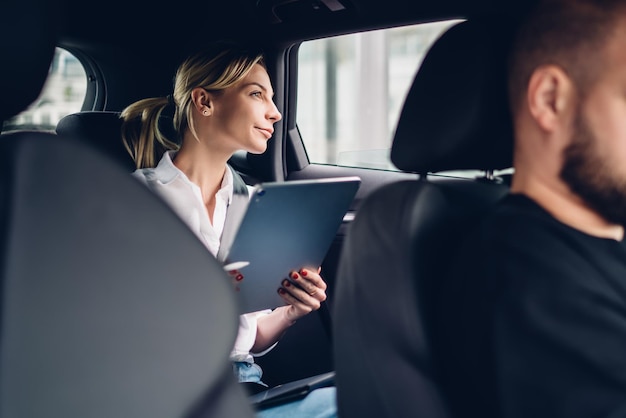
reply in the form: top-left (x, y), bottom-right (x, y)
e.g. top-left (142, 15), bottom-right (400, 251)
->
top-left (204, 63), bottom-right (282, 154)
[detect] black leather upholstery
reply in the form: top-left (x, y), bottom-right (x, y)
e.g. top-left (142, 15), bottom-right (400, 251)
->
top-left (391, 19), bottom-right (514, 174)
top-left (0, 1), bottom-right (254, 417)
top-left (56, 109), bottom-right (182, 171)
top-left (56, 111), bottom-right (137, 171)
top-left (333, 18), bottom-right (515, 418)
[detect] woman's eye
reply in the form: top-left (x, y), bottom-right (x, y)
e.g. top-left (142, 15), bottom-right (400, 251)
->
top-left (251, 91), bottom-right (262, 98)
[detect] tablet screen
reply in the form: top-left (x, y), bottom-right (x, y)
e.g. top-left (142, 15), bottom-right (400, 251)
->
top-left (223, 176), bottom-right (360, 313)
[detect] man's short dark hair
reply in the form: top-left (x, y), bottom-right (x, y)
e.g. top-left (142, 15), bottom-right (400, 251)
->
top-left (508, 0), bottom-right (626, 113)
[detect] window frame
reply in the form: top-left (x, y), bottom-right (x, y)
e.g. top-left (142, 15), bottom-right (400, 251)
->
top-left (289, 20), bottom-right (464, 174)
top-left (1, 46), bottom-right (101, 133)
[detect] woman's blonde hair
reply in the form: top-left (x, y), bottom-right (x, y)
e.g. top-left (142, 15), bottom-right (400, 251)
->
top-left (121, 41), bottom-right (266, 169)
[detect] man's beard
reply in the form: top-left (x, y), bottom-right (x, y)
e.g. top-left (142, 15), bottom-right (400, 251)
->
top-left (560, 110), bottom-right (626, 227)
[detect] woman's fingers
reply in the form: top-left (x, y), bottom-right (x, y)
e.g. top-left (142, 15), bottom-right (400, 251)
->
top-left (227, 269), bottom-right (244, 290)
top-left (288, 268), bottom-right (327, 297)
top-left (278, 285), bottom-right (316, 311)
top-left (276, 266), bottom-right (327, 321)
top-left (280, 278), bottom-right (324, 305)
top-left (227, 269), bottom-right (244, 281)
top-left (277, 266), bottom-right (325, 305)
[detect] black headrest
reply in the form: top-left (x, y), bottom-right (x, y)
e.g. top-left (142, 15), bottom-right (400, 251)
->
top-left (0, 0), bottom-right (60, 121)
top-left (56, 111), bottom-right (137, 171)
top-left (390, 18), bottom-right (515, 174)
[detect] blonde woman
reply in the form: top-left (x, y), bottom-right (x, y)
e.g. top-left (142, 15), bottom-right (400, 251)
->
top-left (121, 41), bottom-right (336, 418)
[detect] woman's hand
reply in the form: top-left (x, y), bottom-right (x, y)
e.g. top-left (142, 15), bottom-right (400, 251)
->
top-left (277, 267), bottom-right (327, 322)
top-left (252, 267), bottom-right (327, 353)
top-left (227, 269), bottom-right (244, 291)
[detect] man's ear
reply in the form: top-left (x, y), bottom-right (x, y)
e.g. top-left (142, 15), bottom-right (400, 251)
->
top-left (527, 65), bottom-right (575, 133)
top-left (191, 87), bottom-right (213, 116)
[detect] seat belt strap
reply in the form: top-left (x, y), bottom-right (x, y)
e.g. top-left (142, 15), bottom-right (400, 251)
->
top-left (216, 166), bottom-right (250, 263)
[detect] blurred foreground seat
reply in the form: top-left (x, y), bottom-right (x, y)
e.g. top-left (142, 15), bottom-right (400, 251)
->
top-left (0, 1), bottom-right (253, 417)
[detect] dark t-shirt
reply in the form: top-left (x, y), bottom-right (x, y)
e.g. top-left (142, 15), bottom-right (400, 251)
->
top-left (438, 193), bottom-right (626, 418)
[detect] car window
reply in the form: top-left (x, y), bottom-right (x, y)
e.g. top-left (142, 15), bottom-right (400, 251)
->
top-left (297, 20), bottom-right (463, 171)
top-left (2, 47), bottom-right (87, 133)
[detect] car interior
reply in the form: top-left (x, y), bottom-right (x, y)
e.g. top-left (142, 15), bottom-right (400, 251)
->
top-left (1, 0), bottom-right (535, 415)
top-left (333, 17), bottom-right (515, 418)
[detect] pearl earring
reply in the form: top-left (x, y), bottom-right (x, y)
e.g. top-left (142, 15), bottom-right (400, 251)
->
top-left (203, 110), bottom-right (209, 116)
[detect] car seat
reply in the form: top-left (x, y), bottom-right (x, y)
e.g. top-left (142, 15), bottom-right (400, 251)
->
top-left (56, 111), bottom-right (136, 171)
top-left (332, 18), bottom-right (515, 418)
top-left (0, 1), bottom-right (254, 417)
top-left (56, 110), bottom-right (181, 172)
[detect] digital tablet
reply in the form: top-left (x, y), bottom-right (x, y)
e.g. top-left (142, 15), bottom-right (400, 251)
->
top-left (248, 371), bottom-right (336, 410)
top-left (221, 176), bottom-right (361, 313)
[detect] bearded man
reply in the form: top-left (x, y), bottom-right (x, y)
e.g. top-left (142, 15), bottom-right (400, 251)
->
top-left (438, 1), bottom-right (626, 417)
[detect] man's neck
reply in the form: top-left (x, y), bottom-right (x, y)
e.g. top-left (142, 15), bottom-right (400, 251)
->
top-left (510, 177), bottom-right (624, 241)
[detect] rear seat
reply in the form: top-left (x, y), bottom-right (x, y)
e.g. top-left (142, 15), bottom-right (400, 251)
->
top-left (56, 111), bottom-right (135, 171)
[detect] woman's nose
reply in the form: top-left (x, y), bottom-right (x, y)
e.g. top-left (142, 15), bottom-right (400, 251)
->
top-left (268, 101), bottom-right (282, 122)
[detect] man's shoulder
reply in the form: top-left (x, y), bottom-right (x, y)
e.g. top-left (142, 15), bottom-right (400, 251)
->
top-left (473, 193), bottom-right (559, 246)
top-left (453, 192), bottom-right (601, 282)
top-left (460, 192), bottom-right (625, 288)
top-left (480, 193), bottom-right (614, 250)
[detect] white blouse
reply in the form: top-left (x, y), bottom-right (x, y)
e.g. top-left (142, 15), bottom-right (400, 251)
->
top-left (132, 150), bottom-right (273, 363)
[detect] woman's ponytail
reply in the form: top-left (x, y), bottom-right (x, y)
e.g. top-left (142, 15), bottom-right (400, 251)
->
top-left (121, 97), bottom-right (179, 169)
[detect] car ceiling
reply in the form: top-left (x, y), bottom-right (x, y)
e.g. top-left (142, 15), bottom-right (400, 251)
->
top-left (58, 0), bottom-right (531, 53)
top-left (49, 0), bottom-right (533, 126)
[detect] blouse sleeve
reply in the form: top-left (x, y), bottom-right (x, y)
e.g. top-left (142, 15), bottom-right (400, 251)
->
top-left (229, 309), bottom-right (276, 362)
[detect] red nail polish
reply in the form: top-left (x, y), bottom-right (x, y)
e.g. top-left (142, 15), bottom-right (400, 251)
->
top-left (301, 269), bottom-right (308, 277)
top-left (284, 280), bottom-right (291, 287)
top-left (291, 272), bottom-right (299, 280)
top-left (278, 288), bottom-right (285, 294)
top-left (235, 274), bottom-right (244, 281)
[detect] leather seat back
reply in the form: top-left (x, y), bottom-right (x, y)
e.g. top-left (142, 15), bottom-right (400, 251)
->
top-left (0, 1), bottom-right (253, 416)
top-left (56, 111), bottom-right (136, 171)
top-left (333, 18), bottom-right (516, 418)
top-left (0, 132), bottom-right (253, 418)
top-left (55, 110), bottom-right (180, 172)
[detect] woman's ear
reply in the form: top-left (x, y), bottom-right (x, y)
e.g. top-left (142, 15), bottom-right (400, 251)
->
top-left (527, 65), bottom-right (576, 134)
top-left (191, 87), bottom-right (213, 116)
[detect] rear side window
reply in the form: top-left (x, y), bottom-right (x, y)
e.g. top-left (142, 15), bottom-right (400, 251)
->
top-left (2, 47), bottom-right (87, 132)
top-left (297, 20), bottom-right (462, 171)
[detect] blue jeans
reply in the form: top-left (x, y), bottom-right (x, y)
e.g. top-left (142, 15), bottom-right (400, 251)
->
top-left (233, 361), bottom-right (267, 386)
top-left (232, 362), bottom-right (337, 418)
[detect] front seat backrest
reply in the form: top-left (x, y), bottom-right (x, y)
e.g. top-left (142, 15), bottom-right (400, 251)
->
top-left (0, 132), bottom-right (254, 418)
top-left (0, 1), bottom-right (253, 416)
top-left (332, 18), bottom-right (515, 418)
